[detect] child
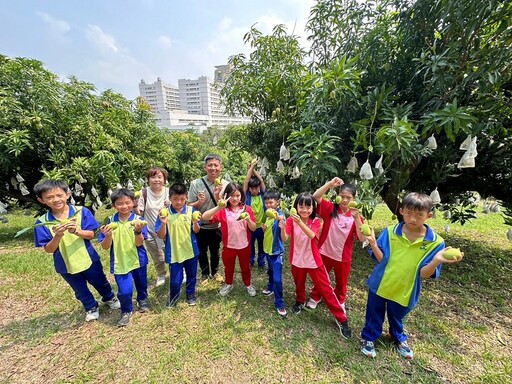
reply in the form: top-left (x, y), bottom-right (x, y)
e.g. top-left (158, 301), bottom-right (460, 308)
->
top-left (280, 193), bottom-right (352, 339)
top-left (155, 183), bottom-right (200, 307)
top-left (261, 191), bottom-right (287, 317)
top-left (243, 161), bottom-right (267, 269)
top-left (307, 177), bottom-right (366, 310)
top-left (201, 183), bottom-right (257, 297)
top-left (33, 180), bottom-right (120, 322)
top-left (360, 192), bottom-right (463, 359)
top-left (99, 188), bottom-right (149, 327)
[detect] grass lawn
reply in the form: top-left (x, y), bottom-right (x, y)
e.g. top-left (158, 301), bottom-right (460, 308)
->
top-left (1, 204), bottom-right (511, 383)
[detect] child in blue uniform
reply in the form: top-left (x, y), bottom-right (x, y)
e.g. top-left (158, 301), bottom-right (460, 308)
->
top-left (99, 188), bottom-right (149, 327)
top-left (360, 192), bottom-right (464, 359)
top-left (156, 183), bottom-right (200, 307)
top-left (33, 180), bottom-right (120, 322)
top-left (261, 191), bottom-right (287, 317)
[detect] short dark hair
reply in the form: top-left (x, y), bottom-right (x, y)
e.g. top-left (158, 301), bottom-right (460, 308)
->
top-left (169, 183), bottom-right (187, 196)
top-left (248, 176), bottom-right (261, 188)
top-left (402, 192), bottom-right (433, 212)
top-left (110, 188), bottom-right (135, 204)
top-left (204, 154), bottom-right (222, 164)
top-left (264, 190), bottom-right (281, 201)
top-left (34, 180), bottom-right (69, 197)
top-left (294, 192), bottom-right (317, 219)
top-left (224, 183), bottom-right (245, 205)
top-left (146, 167), bottom-right (168, 182)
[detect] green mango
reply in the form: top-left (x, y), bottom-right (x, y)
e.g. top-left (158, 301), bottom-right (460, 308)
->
top-left (290, 207), bottom-right (297, 216)
top-left (192, 211), bottom-right (201, 221)
top-left (215, 178), bottom-right (222, 186)
top-left (348, 201), bottom-right (358, 209)
top-left (159, 208), bottom-right (169, 217)
top-left (266, 209), bottom-right (277, 219)
top-left (237, 212), bottom-right (249, 221)
top-left (107, 222), bottom-right (119, 230)
top-left (218, 199), bottom-right (227, 208)
top-left (335, 196), bottom-right (342, 204)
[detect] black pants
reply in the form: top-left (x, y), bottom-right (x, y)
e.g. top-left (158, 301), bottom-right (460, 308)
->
top-left (196, 227), bottom-right (222, 277)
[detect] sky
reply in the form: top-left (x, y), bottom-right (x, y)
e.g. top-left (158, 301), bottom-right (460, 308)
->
top-left (0, 0), bottom-right (315, 100)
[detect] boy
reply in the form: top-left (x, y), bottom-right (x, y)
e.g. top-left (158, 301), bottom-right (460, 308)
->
top-left (156, 183), bottom-right (200, 307)
top-left (261, 191), bottom-right (287, 317)
top-left (360, 192), bottom-right (463, 359)
top-left (33, 180), bottom-right (120, 322)
top-left (243, 161), bottom-right (267, 269)
top-left (99, 188), bottom-right (149, 327)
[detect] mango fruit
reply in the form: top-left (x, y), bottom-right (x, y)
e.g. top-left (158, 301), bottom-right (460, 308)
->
top-left (215, 178), bottom-right (222, 186)
top-left (218, 199), bottom-right (227, 208)
top-left (159, 208), bottom-right (169, 217)
top-left (266, 209), bottom-right (277, 219)
top-left (107, 222), bottom-right (119, 231)
top-left (443, 248), bottom-right (462, 260)
top-left (391, 214), bottom-right (397, 221)
top-left (335, 196), bottom-right (342, 204)
top-left (130, 219), bottom-right (147, 227)
top-left (330, 90), bottom-right (336, 99)
top-left (290, 207), bottom-right (297, 216)
top-left (237, 212), bottom-right (249, 221)
top-left (348, 201), bottom-right (358, 209)
top-left (275, 107), bottom-right (281, 116)
top-left (134, 191), bottom-right (141, 199)
top-left (192, 211), bottom-right (201, 221)
top-left (251, 158), bottom-right (258, 166)
top-left (360, 223), bottom-right (372, 236)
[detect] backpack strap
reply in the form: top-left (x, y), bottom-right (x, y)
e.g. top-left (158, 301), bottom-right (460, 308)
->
top-left (200, 177), bottom-right (217, 206)
top-left (142, 187), bottom-right (148, 211)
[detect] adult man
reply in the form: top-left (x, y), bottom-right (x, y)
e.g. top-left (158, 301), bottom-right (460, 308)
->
top-left (188, 154), bottom-right (228, 282)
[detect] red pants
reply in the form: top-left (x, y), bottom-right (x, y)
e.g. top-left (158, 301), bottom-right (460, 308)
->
top-left (222, 246), bottom-right (251, 286)
top-left (310, 255), bottom-right (351, 304)
top-left (291, 264), bottom-right (347, 322)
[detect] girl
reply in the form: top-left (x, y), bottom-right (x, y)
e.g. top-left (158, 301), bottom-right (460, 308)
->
top-left (307, 177), bottom-right (365, 310)
top-left (201, 183), bottom-right (257, 297)
top-left (280, 193), bottom-right (352, 339)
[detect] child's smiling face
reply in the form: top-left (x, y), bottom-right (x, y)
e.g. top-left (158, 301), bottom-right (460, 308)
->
top-left (37, 188), bottom-right (70, 212)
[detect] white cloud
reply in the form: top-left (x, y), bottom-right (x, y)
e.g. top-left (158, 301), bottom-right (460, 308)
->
top-left (85, 25), bottom-right (119, 53)
top-left (157, 35), bottom-right (172, 49)
top-left (36, 11), bottom-right (70, 34)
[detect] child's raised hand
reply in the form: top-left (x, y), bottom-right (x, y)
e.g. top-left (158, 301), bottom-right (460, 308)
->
top-left (436, 247), bottom-right (464, 264)
top-left (330, 177), bottom-right (344, 187)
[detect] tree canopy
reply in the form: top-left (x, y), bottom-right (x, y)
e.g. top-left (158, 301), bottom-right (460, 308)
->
top-left (222, 0), bottom-right (512, 220)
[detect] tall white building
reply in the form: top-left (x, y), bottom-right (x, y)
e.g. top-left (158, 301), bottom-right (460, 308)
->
top-left (139, 65), bottom-right (249, 130)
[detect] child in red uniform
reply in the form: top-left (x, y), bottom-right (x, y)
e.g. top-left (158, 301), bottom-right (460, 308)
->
top-left (307, 177), bottom-right (365, 310)
top-left (201, 183), bottom-right (257, 297)
top-left (280, 192), bottom-right (352, 339)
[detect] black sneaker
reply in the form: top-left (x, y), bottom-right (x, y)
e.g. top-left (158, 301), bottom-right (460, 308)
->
top-left (335, 319), bottom-right (352, 339)
top-left (292, 302), bottom-right (304, 315)
top-left (138, 299), bottom-right (149, 313)
top-left (117, 312), bottom-right (132, 327)
top-left (186, 295), bottom-right (197, 306)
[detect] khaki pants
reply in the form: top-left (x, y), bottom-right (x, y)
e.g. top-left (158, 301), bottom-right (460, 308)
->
top-left (145, 231), bottom-right (166, 277)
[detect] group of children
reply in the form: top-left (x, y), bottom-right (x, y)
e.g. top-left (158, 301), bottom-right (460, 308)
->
top-left (33, 161), bottom-right (463, 359)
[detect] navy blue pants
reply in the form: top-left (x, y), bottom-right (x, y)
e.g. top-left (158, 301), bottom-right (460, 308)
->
top-left (250, 227), bottom-right (266, 267)
top-left (114, 265), bottom-right (148, 313)
top-left (266, 253), bottom-right (285, 309)
top-left (169, 256), bottom-right (198, 305)
top-left (361, 290), bottom-right (412, 343)
top-left (60, 260), bottom-right (115, 312)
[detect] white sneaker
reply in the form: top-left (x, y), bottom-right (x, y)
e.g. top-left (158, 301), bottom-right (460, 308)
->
top-left (246, 284), bottom-right (257, 297)
top-left (156, 275), bottom-right (166, 287)
top-left (101, 297), bottom-right (121, 309)
top-left (306, 298), bottom-right (321, 309)
top-left (85, 306), bottom-right (99, 322)
top-left (219, 284), bottom-right (233, 297)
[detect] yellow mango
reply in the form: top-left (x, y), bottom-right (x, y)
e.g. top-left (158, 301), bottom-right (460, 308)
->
top-left (290, 207), bottom-right (297, 216)
top-left (218, 199), bottom-right (227, 208)
top-left (107, 222), bottom-right (119, 230)
top-left (348, 201), bottom-right (358, 209)
top-left (159, 208), bottom-right (169, 217)
top-left (237, 212), bottom-right (249, 221)
top-left (360, 223), bottom-right (372, 236)
top-left (192, 211), bottom-right (201, 221)
top-left (335, 196), bottom-right (342, 204)
top-left (443, 248), bottom-right (462, 260)
top-left (215, 178), bottom-right (222, 186)
top-left (266, 209), bottom-right (277, 219)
